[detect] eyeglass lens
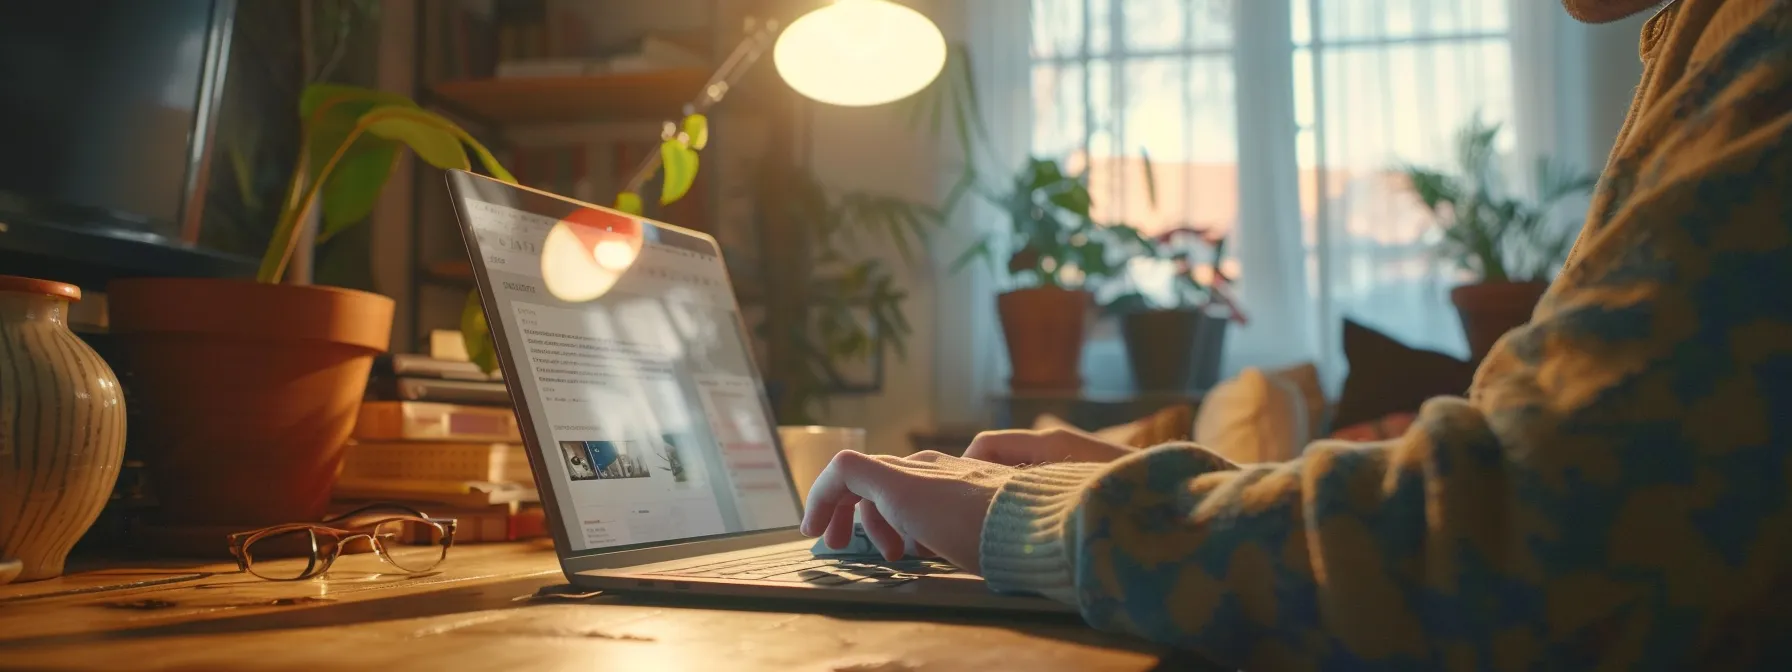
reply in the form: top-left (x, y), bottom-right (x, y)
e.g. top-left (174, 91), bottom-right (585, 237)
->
top-left (241, 519), bottom-right (446, 580)
top-left (374, 519), bottom-right (448, 573)
top-left (242, 528), bottom-right (327, 580)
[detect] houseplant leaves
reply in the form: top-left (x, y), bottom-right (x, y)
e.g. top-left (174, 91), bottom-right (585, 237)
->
top-left (659, 138), bottom-right (700, 205)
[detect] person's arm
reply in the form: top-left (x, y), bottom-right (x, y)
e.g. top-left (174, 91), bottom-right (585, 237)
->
top-left (981, 14), bottom-right (1792, 669)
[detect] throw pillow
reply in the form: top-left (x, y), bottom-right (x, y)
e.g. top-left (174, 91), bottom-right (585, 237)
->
top-left (1032, 403), bottom-right (1196, 449)
top-left (1267, 362), bottom-right (1326, 439)
top-left (1192, 367), bottom-right (1310, 464)
top-left (1331, 319), bottom-right (1476, 430)
top-left (1329, 411), bottom-right (1419, 442)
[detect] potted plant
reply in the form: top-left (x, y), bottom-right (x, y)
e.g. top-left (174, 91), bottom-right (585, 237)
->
top-left (1402, 117), bottom-right (1595, 361)
top-left (952, 158), bottom-right (1135, 391)
top-left (107, 84), bottom-right (513, 534)
top-left (1104, 226), bottom-right (1247, 392)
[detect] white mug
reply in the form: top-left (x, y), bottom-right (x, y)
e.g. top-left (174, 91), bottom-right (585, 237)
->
top-left (777, 426), bottom-right (867, 506)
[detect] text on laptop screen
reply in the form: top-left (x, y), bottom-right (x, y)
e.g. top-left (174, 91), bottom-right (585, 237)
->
top-left (456, 184), bottom-right (801, 552)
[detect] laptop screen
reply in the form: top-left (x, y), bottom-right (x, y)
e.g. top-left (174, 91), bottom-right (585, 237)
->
top-left (448, 171), bottom-right (802, 553)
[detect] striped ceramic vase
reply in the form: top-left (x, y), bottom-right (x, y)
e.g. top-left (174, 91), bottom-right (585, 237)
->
top-left (0, 276), bottom-right (125, 582)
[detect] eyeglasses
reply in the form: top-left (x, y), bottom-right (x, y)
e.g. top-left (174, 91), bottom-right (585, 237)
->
top-left (226, 503), bottom-right (458, 581)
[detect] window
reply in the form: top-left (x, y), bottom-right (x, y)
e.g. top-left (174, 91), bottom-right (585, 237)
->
top-left (1031, 0), bottom-right (1240, 239)
top-left (1294, 0), bottom-right (1514, 358)
top-left (1029, 0), bottom-right (1517, 367)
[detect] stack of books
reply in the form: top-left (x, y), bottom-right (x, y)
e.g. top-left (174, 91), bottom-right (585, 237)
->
top-left (340, 334), bottom-right (544, 542)
top-left (365, 352), bottom-right (510, 407)
top-left (337, 400), bottom-right (545, 543)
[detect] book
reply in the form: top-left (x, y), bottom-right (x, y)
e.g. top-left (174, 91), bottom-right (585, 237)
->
top-left (328, 500), bottom-right (522, 544)
top-left (332, 478), bottom-right (538, 508)
top-left (354, 401), bottom-right (522, 443)
top-left (494, 57), bottom-right (603, 78)
top-left (340, 440), bottom-right (533, 485)
top-left (428, 329), bottom-right (473, 363)
top-left (374, 353), bottom-right (502, 381)
top-left (368, 376), bottom-right (511, 406)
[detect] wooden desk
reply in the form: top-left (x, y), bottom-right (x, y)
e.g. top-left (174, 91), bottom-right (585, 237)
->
top-left (0, 543), bottom-right (1197, 671)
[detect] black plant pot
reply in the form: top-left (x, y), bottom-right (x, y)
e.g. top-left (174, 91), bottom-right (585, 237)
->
top-left (1120, 309), bottom-right (1229, 393)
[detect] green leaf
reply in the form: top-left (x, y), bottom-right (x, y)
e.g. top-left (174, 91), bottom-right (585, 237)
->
top-left (949, 236), bottom-right (994, 274)
top-left (949, 44), bottom-right (990, 149)
top-left (460, 289), bottom-right (499, 374)
top-left (468, 142), bottom-right (516, 183)
top-left (1141, 147), bottom-right (1160, 211)
top-left (614, 191), bottom-right (643, 215)
top-left (365, 109), bottom-right (471, 171)
top-left (942, 164), bottom-right (977, 214)
top-left (683, 113), bottom-right (710, 150)
top-left (318, 138), bottom-right (399, 243)
top-left (300, 83), bottom-right (414, 118)
top-left (1047, 182), bottom-right (1092, 218)
top-left (659, 139), bottom-right (699, 205)
top-left (301, 85), bottom-right (417, 183)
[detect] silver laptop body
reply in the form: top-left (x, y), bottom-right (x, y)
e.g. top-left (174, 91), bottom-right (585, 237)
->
top-left (445, 170), bottom-right (1066, 613)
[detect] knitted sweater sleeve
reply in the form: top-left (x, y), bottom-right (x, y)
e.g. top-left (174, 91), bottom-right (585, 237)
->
top-left (980, 3), bottom-right (1792, 667)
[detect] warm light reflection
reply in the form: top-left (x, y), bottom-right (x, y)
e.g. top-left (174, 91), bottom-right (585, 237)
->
top-left (593, 239), bottom-right (637, 270)
top-left (541, 208), bottom-right (644, 303)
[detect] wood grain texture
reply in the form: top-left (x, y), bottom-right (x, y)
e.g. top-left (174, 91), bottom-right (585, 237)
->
top-left (0, 543), bottom-right (1190, 671)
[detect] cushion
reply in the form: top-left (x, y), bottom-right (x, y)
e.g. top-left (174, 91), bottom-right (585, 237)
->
top-left (1266, 362), bottom-right (1326, 439)
top-left (1032, 403), bottom-right (1195, 449)
top-left (1192, 367), bottom-right (1310, 464)
top-left (1331, 319), bottom-right (1476, 430)
top-left (1329, 411), bottom-right (1419, 442)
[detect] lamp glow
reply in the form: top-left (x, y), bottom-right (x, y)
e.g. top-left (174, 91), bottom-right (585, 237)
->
top-left (592, 239), bottom-right (637, 270)
top-left (542, 223), bottom-right (621, 303)
top-left (541, 208), bottom-right (644, 303)
top-left (773, 0), bottom-right (946, 107)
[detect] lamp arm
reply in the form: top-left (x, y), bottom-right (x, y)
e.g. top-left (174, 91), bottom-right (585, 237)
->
top-left (622, 20), bottom-right (780, 197)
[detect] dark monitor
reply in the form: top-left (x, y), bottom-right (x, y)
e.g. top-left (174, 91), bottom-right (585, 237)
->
top-left (0, 0), bottom-right (256, 285)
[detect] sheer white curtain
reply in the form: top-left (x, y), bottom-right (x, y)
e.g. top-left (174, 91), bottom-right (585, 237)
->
top-left (1294, 0), bottom-right (1519, 382)
top-left (931, 0), bottom-right (1034, 426)
top-left (1008, 0), bottom-right (1523, 397)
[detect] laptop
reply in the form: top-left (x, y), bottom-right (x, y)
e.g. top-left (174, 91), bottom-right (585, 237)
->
top-left (445, 170), bottom-right (1068, 613)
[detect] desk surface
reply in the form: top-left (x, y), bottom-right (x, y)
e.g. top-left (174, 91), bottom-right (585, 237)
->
top-left (0, 543), bottom-right (1192, 671)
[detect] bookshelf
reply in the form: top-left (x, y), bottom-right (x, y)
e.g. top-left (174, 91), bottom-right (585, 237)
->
top-left (429, 69), bottom-right (712, 125)
top-left (422, 259), bottom-right (475, 288)
top-left (407, 0), bottom-right (817, 421)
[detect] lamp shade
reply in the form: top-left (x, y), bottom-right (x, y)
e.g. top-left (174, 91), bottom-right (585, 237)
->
top-left (773, 0), bottom-right (947, 107)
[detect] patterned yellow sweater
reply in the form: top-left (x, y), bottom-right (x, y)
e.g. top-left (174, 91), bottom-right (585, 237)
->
top-left (979, 1), bottom-right (1792, 668)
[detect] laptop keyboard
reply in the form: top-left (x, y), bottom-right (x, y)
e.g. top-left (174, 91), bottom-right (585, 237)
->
top-left (653, 549), bottom-right (964, 588)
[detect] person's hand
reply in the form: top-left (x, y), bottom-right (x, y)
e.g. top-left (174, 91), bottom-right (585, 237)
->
top-left (961, 427), bottom-right (1136, 467)
top-left (799, 450), bottom-right (1019, 573)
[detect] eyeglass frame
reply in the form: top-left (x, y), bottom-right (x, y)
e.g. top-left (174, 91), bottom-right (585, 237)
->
top-left (226, 502), bottom-right (459, 581)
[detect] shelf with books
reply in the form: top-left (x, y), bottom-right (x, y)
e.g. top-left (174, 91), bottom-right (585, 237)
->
top-left (422, 259), bottom-right (476, 288)
top-left (428, 69), bottom-right (711, 126)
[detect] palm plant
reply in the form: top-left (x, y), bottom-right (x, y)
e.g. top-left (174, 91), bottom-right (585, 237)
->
top-left (1401, 117), bottom-right (1596, 284)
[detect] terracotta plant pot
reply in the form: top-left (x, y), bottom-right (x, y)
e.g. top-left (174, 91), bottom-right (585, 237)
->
top-left (106, 279), bottom-right (393, 529)
top-left (1450, 280), bottom-right (1549, 361)
top-left (1120, 308), bottom-right (1229, 393)
top-left (997, 287), bottom-right (1092, 391)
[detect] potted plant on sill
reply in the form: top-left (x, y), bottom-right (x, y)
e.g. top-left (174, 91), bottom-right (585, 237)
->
top-left (1103, 226), bottom-right (1248, 393)
top-left (1401, 117), bottom-right (1595, 361)
top-left (953, 157), bottom-right (1135, 392)
top-left (106, 84), bottom-right (513, 536)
